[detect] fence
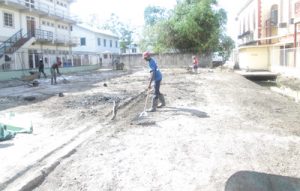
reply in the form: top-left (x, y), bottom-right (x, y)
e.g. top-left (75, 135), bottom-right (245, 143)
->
top-left (120, 53), bottom-right (213, 71)
top-left (270, 46), bottom-right (300, 76)
top-left (0, 50), bottom-right (115, 72)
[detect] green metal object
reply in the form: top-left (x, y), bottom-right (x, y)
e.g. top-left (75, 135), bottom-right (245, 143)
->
top-left (0, 124), bottom-right (16, 141)
top-left (0, 113), bottom-right (33, 141)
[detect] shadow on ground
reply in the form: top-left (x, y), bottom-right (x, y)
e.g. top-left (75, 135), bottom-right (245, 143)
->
top-left (225, 171), bottom-right (300, 191)
top-left (163, 107), bottom-right (209, 118)
top-left (0, 143), bottom-right (14, 148)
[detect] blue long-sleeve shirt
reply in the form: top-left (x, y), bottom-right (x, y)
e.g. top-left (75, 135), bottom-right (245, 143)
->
top-left (148, 58), bottom-right (162, 81)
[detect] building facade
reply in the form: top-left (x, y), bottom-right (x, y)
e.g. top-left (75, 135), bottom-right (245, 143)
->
top-left (237, 0), bottom-right (300, 75)
top-left (0, 0), bottom-right (80, 71)
top-left (71, 23), bottom-right (119, 67)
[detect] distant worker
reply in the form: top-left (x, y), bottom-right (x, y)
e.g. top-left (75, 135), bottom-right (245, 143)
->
top-left (192, 55), bottom-right (199, 73)
top-left (50, 57), bottom-right (62, 85)
top-left (38, 58), bottom-right (47, 78)
top-left (143, 51), bottom-right (165, 112)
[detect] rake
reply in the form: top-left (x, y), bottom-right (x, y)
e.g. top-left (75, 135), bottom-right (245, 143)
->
top-left (139, 89), bottom-right (151, 118)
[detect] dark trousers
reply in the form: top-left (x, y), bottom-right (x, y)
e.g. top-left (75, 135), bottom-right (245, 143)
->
top-left (154, 80), bottom-right (161, 99)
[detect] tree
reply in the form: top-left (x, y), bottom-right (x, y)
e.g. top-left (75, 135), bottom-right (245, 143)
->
top-left (144, 6), bottom-right (167, 26)
top-left (218, 34), bottom-right (235, 61)
top-left (119, 25), bottom-right (134, 52)
top-left (101, 14), bottom-right (134, 53)
top-left (155, 0), bottom-right (228, 54)
top-left (140, 6), bottom-right (171, 52)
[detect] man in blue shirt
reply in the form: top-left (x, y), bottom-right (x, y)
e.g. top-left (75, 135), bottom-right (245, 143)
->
top-left (143, 51), bottom-right (166, 112)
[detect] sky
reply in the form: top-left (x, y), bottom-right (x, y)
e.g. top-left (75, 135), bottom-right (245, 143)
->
top-left (70, 0), bottom-right (247, 40)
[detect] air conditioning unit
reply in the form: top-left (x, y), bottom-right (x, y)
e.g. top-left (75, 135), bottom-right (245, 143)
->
top-left (290, 18), bottom-right (294, 24)
top-left (279, 22), bottom-right (287, 28)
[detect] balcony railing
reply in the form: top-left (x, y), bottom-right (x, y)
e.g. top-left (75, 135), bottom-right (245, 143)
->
top-left (35, 29), bottom-right (53, 42)
top-left (1, 0), bottom-right (77, 22)
top-left (54, 35), bottom-right (79, 46)
top-left (34, 29), bottom-right (78, 46)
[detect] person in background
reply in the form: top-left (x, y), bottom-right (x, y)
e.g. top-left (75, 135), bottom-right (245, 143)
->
top-left (50, 57), bottom-right (62, 85)
top-left (38, 58), bottom-right (47, 78)
top-left (143, 51), bottom-right (166, 112)
top-left (192, 55), bottom-right (199, 73)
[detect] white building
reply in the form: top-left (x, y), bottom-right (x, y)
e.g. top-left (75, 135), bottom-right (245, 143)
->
top-left (71, 23), bottom-right (119, 67)
top-left (0, 0), bottom-right (79, 71)
top-left (236, 0), bottom-right (300, 73)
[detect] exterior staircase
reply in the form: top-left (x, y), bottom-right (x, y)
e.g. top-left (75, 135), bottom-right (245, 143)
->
top-left (0, 29), bottom-right (35, 71)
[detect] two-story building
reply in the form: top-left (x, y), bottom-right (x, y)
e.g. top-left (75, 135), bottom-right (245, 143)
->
top-left (71, 23), bottom-right (119, 67)
top-left (237, 0), bottom-right (300, 76)
top-left (0, 0), bottom-right (79, 71)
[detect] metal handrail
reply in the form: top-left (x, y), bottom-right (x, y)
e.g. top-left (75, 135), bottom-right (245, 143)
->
top-left (35, 29), bottom-right (53, 41)
top-left (0, 29), bottom-right (23, 57)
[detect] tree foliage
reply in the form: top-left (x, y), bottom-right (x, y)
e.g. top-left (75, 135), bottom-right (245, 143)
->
top-left (141, 0), bottom-right (235, 57)
top-left (101, 14), bottom-right (134, 52)
top-left (218, 34), bottom-right (235, 61)
top-left (139, 6), bottom-right (169, 52)
top-left (144, 6), bottom-right (167, 26)
top-left (158, 0), bottom-right (226, 53)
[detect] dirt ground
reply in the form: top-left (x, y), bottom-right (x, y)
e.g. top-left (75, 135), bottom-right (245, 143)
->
top-left (1, 68), bottom-right (300, 191)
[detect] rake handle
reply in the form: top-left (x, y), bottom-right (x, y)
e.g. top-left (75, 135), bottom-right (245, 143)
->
top-left (143, 89), bottom-right (150, 112)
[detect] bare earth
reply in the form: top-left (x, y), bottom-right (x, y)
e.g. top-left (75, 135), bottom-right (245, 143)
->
top-left (1, 68), bottom-right (300, 191)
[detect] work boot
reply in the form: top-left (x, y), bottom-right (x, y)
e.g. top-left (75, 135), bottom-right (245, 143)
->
top-left (147, 98), bottom-right (158, 112)
top-left (157, 94), bottom-right (166, 108)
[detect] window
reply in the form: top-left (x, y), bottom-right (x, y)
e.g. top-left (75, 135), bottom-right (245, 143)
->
top-left (97, 38), bottom-right (101, 46)
top-left (3, 12), bottom-right (14, 27)
top-left (110, 40), bottom-right (112, 47)
top-left (103, 39), bottom-right (106, 47)
top-left (80, 37), bottom-right (86, 46)
top-left (25, 0), bottom-right (35, 8)
top-left (115, 41), bottom-right (118, 48)
top-left (253, 10), bottom-right (256, 30)
top-left (270, 5), bottom-right (278, 26)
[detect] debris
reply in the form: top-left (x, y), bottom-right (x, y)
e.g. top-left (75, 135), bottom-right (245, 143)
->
top-left (24, 96), bottom-right (36, 101)
top-left (0, 124), bottom-right (16, 141)
top-left (58, 92), bottom-right (64, 97)
top-left (110, 100), bottom-right (118, 120)
top-left (0, 112), bottom-right (33, 141)
top-left (103, 83), bottom-right (108, 87)
top-left (22, 72), bottom-right (39, 81)
top-left (32, 80), bottom-right (39, 87)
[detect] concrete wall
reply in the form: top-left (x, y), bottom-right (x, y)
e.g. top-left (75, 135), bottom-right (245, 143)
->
top-left (0, 64), bottom-right (101, 81)
top-left (120, 53), bottom-right (212, 70)
top-left (238, 46), bottom-right (270, 70)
